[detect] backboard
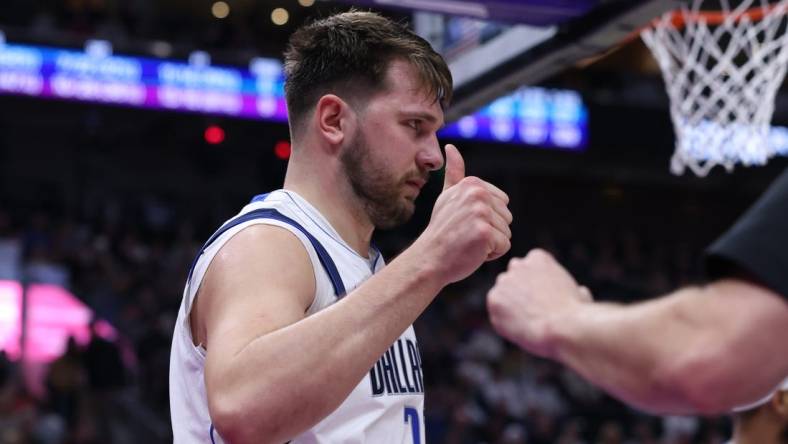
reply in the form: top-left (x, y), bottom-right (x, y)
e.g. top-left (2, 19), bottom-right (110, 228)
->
top-left (337, 0), bottom-right (683, 121)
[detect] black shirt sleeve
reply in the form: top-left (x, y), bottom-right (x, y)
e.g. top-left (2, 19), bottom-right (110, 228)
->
top-left (705, 168), bottom-right (788, 300)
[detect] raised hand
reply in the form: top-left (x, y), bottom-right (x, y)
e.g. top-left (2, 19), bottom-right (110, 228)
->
top-left (414, 144), bottom-right (512, 285)
top-left (487, 249), bottom-right (593, 357)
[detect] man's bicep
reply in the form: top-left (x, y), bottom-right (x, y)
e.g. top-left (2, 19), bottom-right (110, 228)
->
top-left (695, 278), bottom-right (788, 405)
top-left (712, 278), bottom-right (788, 360)
top-left (198, 224), bottom-right (317, 358)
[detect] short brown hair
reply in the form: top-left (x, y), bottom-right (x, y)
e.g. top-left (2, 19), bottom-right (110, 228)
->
top-left (283, 11), bottom-right (453, 130)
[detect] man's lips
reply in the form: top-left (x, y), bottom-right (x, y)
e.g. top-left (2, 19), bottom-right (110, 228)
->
top-left (406, 178), bottom-right (427, 190)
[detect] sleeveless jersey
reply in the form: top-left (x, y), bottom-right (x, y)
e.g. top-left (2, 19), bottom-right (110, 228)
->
top-left (169, 190), bottom-right (426, 443)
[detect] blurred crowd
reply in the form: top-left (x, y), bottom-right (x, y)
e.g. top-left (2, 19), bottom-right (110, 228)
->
top-left (0, 1), bottom-right (772, 443)
top-left (0, 196), bottom-right (192, 443)
top-left (0, 185), bottom-right (736, 443)
top-left (1, 0), bottom-right (358, 62)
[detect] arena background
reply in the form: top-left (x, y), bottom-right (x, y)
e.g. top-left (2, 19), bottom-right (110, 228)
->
top-left (1, 0), bottom-right (787, 442)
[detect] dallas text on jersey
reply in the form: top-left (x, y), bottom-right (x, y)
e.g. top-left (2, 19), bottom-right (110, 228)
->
top-left (368, 338), bottom-right (424, 396)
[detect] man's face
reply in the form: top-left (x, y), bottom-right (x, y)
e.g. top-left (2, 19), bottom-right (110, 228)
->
top-left (340, 59), bottom-right (445, 229)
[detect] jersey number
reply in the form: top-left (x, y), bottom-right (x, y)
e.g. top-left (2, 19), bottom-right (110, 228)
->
top-left (403, 407), bottom-right (421, 444)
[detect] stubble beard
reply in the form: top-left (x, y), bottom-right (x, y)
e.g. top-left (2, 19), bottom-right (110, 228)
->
top-left (340, 129), bottom-right (422, 230)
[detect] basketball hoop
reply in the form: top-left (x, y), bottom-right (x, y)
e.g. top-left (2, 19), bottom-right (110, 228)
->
top-left (641, 0), bottom-right (788, 176)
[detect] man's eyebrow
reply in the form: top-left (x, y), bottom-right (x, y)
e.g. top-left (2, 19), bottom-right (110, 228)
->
top-left (400, 111), bottom-right (445, 128)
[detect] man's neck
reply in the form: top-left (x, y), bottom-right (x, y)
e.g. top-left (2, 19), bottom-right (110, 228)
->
top-left (284, 161), bottom-right (374, 258)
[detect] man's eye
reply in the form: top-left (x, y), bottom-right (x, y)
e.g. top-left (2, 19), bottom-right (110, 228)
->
top-left (408, 120), bottom-right (420, 130)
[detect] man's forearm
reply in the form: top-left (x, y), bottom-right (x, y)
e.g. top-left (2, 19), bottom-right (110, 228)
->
top-left (209, 244), bottom-right (445, 443)
top-left (548, 282), bottom-right (788, 414)
top-left (548, 291), bottom-right (706, 413)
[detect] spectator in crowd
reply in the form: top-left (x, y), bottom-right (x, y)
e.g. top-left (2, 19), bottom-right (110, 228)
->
top-left (729, 379), bottom-right (788, 444)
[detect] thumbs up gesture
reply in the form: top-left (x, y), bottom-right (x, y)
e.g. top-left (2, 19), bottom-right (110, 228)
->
top-left (442, 143), bottom-right (466, 191)
top-left (414, 144), bottom-right (512, 285)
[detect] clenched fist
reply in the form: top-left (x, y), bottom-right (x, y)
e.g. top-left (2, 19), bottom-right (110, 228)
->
top-left (487, 249), bottom-right (592, 357)
top-left (412, 144), bottom-right (512, 286)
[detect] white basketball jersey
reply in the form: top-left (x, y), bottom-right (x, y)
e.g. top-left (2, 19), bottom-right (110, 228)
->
top-left (169, 190), bottom-right (426, 444)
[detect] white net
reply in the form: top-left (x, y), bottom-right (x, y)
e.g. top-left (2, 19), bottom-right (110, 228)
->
top-left (641, 0), bottom-right (788, 176)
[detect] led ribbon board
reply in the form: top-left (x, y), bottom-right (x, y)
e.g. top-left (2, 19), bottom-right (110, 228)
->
top-left (440, 87), bottom-right (588, 149)
top-left (0, 41), bottom-right (589, 149)
top-left (0, 42), bottom-right (288, 121)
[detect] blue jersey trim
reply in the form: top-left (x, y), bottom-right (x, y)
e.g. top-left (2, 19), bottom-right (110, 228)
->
top-left (209, 424), bottom-right (217, 444)
top-left (251, 192), bottom-right (270, 203)
top-left (187, 207), bottom-right (346, 297)
top-left (370, 246), bottom-right (382, 272)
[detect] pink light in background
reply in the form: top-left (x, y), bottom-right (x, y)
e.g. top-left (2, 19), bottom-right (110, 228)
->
top-left (0, 280), bottom-right (22, 360)
top-left (1, 282), bottom-right (123, 398)
top-left (25, 283), bottom-right (93, 363)
top-left (0, 281), bottom-right (118, 363)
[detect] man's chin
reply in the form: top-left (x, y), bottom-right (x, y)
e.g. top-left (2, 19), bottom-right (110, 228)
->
top-left (401, 198), bottom-right (416, 216)
top-left (374, 203), bottom-right (414, 230)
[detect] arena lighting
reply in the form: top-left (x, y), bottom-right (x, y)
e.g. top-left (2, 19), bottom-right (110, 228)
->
top-left (0, 280), bottom-right (21, 360)
top-left (298, 0), bottom-right (316, 6)
top-left (0, 280), bottom-right (118, 363)
top-left (274, 140), bottom-right (291, 159)
top-left (212, 1), bottom-right (230, 19)
top-left (271, 8), bottom-right (290, 26)
top-left (376, 0), bottom-right (488, 18)
top-left (150, 40), bottom-right (173, 58)
top-left (188, 50), bottom-right (210, 67)
top-left (84, 39), bottom-right (112, 58)
top-left (204, 125), bottom-right (226, 144)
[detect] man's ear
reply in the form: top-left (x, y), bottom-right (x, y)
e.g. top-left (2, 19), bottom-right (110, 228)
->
top-left (315, 94), bottom-right (355, 149)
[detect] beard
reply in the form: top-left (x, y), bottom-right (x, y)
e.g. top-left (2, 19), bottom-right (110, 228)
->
top-left (340, 128), bottom-right (426, 230)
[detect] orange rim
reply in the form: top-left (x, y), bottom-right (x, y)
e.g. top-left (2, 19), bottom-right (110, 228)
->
top-left (578, 3), bottom-right (788, 67)
top-left (667, 4), bottom-right (786, 28)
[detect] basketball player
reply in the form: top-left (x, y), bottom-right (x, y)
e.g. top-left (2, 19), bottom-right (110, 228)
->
top-left (728, 378), bottom-right (788, 444)
top-left (487, 168), bottom-right (788, 414)
top-left (169, 11), bottom-right (513, 444)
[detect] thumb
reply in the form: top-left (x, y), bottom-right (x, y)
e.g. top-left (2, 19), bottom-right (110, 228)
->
top-left (442, 144), bottom-right (465, 191)
top-left (578, 286), bottom-right (593, 302)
